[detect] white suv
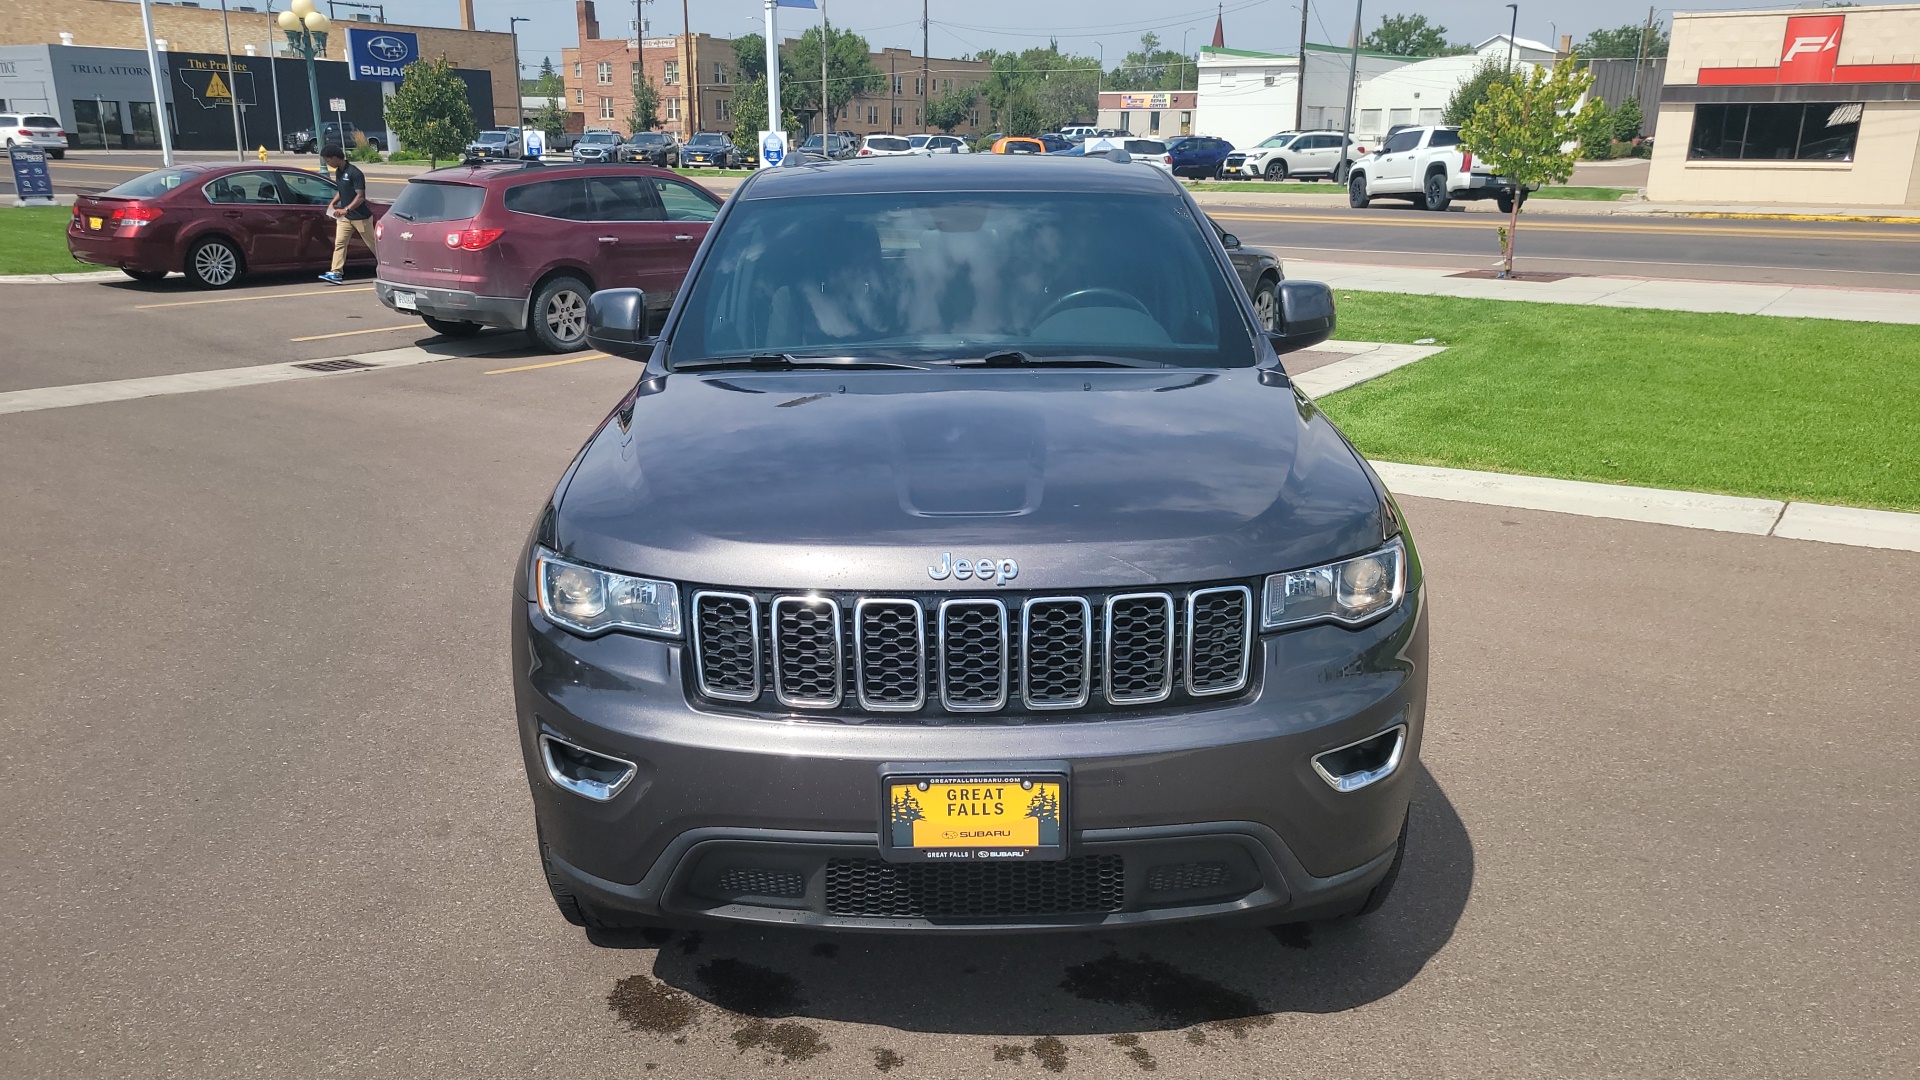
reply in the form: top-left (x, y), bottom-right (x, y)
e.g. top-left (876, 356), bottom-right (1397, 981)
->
top-left (2, 113), bottom-right (68, 159)
top-left (1230, 130), bottom-right (1360, 182)
top-left (857, 134), bottom-right (919, 157)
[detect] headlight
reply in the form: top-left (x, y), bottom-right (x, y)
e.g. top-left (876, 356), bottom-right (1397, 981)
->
top-left (534, 548), bottom-right (682, 637)
top-left (1262, 539), bottom-right (1406, 631)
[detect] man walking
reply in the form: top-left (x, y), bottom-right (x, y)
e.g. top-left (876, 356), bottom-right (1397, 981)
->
top-left (318, 143), bottom-right (374, 285)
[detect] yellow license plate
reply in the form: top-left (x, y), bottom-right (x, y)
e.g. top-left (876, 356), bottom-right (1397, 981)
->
top-left (886, 775), bottom-right (1064, 859)
top-left (88, 216), bottom-right (102, 230)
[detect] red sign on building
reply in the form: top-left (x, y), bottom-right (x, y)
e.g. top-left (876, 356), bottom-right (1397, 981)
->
top-left (1698, 13), bottom-right (1920, 85)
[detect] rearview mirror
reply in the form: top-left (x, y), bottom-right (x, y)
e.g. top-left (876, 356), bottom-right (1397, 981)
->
top-left (1266, 280), bottom-right (1336, 355)
top-left (586, 288), bottom-right (653, 360)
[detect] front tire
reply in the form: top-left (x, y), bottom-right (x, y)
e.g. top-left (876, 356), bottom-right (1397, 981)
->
top-left (51, 149), bottom-right (66, 160)
top-left (1348, 173), bottom-right (1371, 209)
top-left (421, 315), bottom-right (483, 337)
top-left (122, 268), bottom-right (168, 282)
top-left (1264, 159), bottom-right (1289, 182)
top-left (1422, 171), bottom-right (1451, 212)
top-left (186, 238), bottom-right (242, 288)
top-left (527, 275), bottom-right (591, 353)
top-left (1496, 189), bottom-right (1528, 215)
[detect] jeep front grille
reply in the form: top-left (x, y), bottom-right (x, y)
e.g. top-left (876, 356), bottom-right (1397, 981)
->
top-left (688, 583), bottom-right (1256, 719)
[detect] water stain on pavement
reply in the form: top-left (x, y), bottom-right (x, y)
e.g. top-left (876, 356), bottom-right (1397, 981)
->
top-left (607, 974), bottom-right (697, 1034)
top-left (1060, 953), bottom-right (1273, 1037)
top-left (1031, 1036), bottom-right (1071, 1072)
top-left (1109, 1033), bottom-right (1157, 1071)
top-left (730, 1017), bottom-right (830, 1062)
top-left (993, 1044), bottom-right (1027, 1062)
top-left (1270, 923), bottom-right (1313, 950)
top-left (872, 1046), bottom-right (905, 1071)
top-left (695, 957), bottom-right (802, 1016)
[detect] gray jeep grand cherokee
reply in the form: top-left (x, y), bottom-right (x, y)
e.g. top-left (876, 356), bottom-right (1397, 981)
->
top-left (513, 153), bottom-right (1426, 934)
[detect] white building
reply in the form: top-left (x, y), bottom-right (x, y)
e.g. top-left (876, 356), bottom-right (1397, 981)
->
top-left (1193, 35), bottom-right (1557, 151)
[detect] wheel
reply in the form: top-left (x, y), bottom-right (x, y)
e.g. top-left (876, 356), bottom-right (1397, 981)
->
top-left (368, 138), bottom-right (384, 152)
top-left (122, 268), bottom-right (168, 283)
top-left (1263, 159), bottom-right (1288, 182)
top-left (1422, 171), bottom-right (1451, 212)
top-left (527, 275), bottom-right (591, 353)
top-left (421, 315), bottom-right (483, 337)
top-left (1347, 172), bottom-right (1370, 209)
top-left (186, 238), bottom-right (242, 288)
top-left (1351, 810), bottom-right (1410, 918)
top-left (50, 149), bottom-right (65, 159)
top-left (1251, 276), bottom-right (1279, 333)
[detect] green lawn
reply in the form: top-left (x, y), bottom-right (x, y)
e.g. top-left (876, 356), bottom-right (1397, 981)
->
top-left (1318, 292), bottom-right (1920, 512)
top-left (1184, 180), bottom-right (1632, 201)
top-left (0, 207), bottom-right (91, 276)
top-left (1530, 186), bottom-right (1635, 201)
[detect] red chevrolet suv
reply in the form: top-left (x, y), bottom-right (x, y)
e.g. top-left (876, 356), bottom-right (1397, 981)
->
top-left (374, 162), bottom-right (722, 351)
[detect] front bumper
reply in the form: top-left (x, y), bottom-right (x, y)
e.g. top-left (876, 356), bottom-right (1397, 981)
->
top-left (514, 585), bottom-right (1427, 932)
top-left (376, 278), bottom-right (525, 329)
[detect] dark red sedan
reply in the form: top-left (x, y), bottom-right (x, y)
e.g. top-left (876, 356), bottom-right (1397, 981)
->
top-left (68, 163), bottom-right (389, 288)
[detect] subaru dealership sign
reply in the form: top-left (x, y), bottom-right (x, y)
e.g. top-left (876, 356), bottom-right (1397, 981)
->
top-left (344, 28), bottom-right (419, 82)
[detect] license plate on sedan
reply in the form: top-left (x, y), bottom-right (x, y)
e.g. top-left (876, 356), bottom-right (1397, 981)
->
top-left (391, 291), bottom-right (417, 311)
top-left (880, 769), bottom-right (1067, 862)
top-left (88, 216), bottom-right (102, 230)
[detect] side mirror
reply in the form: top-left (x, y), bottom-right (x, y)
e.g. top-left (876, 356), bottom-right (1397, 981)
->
top-left (586, 288), bottom-right (653, 360)
top-left (1220, 233), bottom-right (1242, 250)
top-left (1266, 280), bottom-right (1336, 355)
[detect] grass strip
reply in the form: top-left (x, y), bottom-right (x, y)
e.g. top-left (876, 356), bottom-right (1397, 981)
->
top-left (1184, 181), bottom-right (1633, 201)
top-left (1317, 292), bottom-right (1920, 512)
top-left (0, 207), bottom-right (93, 276)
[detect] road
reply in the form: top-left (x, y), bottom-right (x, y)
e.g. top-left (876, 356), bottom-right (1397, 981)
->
top-left (14, 152), bottom-right (1920, 291)
top-left (0, 282), bottom-right (1916, 1078)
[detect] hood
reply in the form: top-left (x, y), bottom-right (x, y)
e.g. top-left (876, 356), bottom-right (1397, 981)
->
top-left (549, 367), bottom-right (1388, 592)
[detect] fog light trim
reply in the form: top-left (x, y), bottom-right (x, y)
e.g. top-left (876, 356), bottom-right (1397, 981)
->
top-left (539, 733), bottom-right (638, 802)
top-left (1311, 723), bottom-right (1407, 793)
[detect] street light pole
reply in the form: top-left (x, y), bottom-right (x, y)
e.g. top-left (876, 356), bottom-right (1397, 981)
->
top-left (265, 2), bottom-right (285, 152)
top-left (1506, 4), bottom-right (1519, 69)
top-left (278, 0), bottom-right (332, 150)
top-left (219, 0), bottom-right (247, 159)
top-left (1294, 0), bottom-right (1309, 132)
top-left (1337, 0), bottom-right (1361, 184)
top-left (509, 16), bottom-right (528, 139)
top-left (137, 0), bottom-right (175, 165)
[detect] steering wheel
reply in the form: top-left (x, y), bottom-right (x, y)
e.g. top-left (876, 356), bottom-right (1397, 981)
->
top-left (1035, 287), bottom-right (1152, 325)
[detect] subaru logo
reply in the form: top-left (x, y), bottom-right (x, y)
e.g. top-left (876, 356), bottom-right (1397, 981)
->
top-left (367, 35), bottom-right (409, 62)
top-left (928, 553), bottom-right (1019, 585)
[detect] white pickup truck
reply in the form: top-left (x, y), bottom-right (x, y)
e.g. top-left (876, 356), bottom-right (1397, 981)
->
top-left (1345, 124), bottom-right (1529, 212)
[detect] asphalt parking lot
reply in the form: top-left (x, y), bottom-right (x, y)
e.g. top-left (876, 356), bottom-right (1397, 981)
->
top-left (1, 296), bottom-right (1915, 1077)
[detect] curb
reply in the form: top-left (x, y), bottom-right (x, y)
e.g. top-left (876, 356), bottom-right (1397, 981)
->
top-left (0, 270), bottom-right (124, 284)
top-left (1644, 211), bottom-right (1920, 225)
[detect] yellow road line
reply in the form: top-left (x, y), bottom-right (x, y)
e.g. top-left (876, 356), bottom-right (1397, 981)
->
top-left (1209, 210), bottom-right (1920, 242)
top-left (136, 285), bottom-right (373, 309)
top-left (484, 352), bottom-right (611, 375)
top-left (290, 324), bottom-right (419, 342)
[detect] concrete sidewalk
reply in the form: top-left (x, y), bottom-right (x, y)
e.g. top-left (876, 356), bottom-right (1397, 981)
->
top-left (1287, 259), bottom-right (1920, 324)
top-left (1188, 187), bottom-right (1920, 223)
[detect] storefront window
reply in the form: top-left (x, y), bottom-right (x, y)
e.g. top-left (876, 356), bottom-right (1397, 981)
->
top-left (128, 101), bottom-right (161, 150)
top-left (1688, 102), bottom-right (1862, 162)
top-left (70, 99), bottom-right (125, 149)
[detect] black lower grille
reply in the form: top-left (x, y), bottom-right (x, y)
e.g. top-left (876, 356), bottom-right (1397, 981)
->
top-left (824, 856), bottom-right (1126, 918)
top-left (714, 867), bottom-right (806, 898)
top-left (1144, 861), bottom-right (1233, 893)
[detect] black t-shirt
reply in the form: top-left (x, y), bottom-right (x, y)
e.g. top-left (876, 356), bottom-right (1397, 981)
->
top-left (331, 162), bottom-right (372, 220)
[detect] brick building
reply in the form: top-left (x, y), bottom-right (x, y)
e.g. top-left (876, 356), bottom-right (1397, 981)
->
top-left (836, 47), bottom-right (989, 137)
top-left (0, 0), bottom-right (518, 127)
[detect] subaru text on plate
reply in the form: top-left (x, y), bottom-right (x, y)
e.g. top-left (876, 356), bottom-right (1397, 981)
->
top-left (515, 152), bottom-right (1426, 934)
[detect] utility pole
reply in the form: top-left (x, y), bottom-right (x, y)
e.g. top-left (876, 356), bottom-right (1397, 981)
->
top-left (1505, 4), bottom-right (1519, 69)
top-left (683, 0), bottom-right (695, 135)
top-left (1294, 0), bottom-right (1308, 131)
top-left (1630, 6), bottom-right (1654, 105)
top-left (1337, 0), bottom-right (1360, 183)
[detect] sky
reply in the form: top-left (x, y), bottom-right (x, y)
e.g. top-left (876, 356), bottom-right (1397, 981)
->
top-left (357, 0), bottom-right (1810, 78)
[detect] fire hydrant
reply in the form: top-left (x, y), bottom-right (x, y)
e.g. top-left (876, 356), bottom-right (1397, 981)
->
top-left (258, 145), bottom-right (268, 162)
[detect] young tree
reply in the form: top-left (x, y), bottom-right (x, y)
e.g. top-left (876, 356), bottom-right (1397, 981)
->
top-left (531, 95), bottom-right (568, 141)
top-left (786, 25), bottom-right (883, 132)
top-left (1611, 95), bottom-right (1644, 142)
top-left (1576, 97), bottom-right (1614, 159)
top-left (534, 57), bottom-right (563, 98)
top-left (926, 85), bottom-right (976, 133)
top-left (1459, 56), bottom-right (1597, 277)
top-left (384, 57), bottom-right (476, 167)
top-left (629, 65), bottom-right (660, 135)
top-left (1444, 56), bottom-right (1515, 126)
top-left (1364, 14), bottom-right (1470, 56)
top-left (1574, 22), bottom-right (1669, 59)
top-left (729, 77), bottom-right (797, 159)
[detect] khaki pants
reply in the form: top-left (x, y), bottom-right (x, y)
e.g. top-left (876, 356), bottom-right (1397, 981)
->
top-left (331, 215), bottom-right (375, 273)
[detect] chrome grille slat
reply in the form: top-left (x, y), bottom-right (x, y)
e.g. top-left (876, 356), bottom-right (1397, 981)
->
top-left (855, 598), bottom-right (926, 711)
top-left (1103, 592), bottom-right (1176, 706)
top-left (772, 596), bottom-right (844, 708)
top-left (1022, 596), bottom-right (1093, 709)
top-left (1184, 585), bottom-right (1253, 696)
top-left (691, 591), bottom-right (760, 701)
top-left (938, 599), bottom-right (1009, 711)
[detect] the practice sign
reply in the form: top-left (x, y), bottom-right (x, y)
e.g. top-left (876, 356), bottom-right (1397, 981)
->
top-left (344, 28), bottom-right (419, 82)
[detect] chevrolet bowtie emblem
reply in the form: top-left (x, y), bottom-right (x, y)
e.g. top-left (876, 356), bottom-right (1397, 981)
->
top-left (399, 231), bottom-right (413, 240)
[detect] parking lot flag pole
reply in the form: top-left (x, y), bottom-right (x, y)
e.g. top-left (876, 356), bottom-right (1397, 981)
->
top-left (765, 0), bottom-right (781, 141)
top-left (138, 0), bottom-right (175, 166)
top-left (219, 0), bottom-right (247, 160)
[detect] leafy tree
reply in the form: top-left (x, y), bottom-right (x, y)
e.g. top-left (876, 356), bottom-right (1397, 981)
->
top-left (926, 84), bottom-right (976, 133)
top-left (534, 57), bottom-right (563, 98)
top-left (531, 95), bottom-right (568, 141)
top-left (1576, 97), bottom-right (1614, 160)
top-left (785, 25), bottom-right (883, 132)
top-left (1575, 22), bottom-right (1668, 59)
top-left (384, 57), bottom-right (476, 167)
top-left (1444, 55), bottom-right (1515, 125)
top-left (1363, 13), bottom-right (1470, 57)
top-left (1611, 95), bottom-right (1644, 142)
top-left (1460, 56), bottom-right (1597, 277)
top-left (1104, 32), bottom-right (1197, 92)
top-left (629, 64), bottom-right (660, 135)
top-left (729, 77), bottom-right (798, 159)
top-left (976, 45), bottom-right (1098, 135)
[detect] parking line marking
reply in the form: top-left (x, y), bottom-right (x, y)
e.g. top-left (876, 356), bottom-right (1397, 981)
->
top-left (137, 286), bottom-right (374, 309)
top-left (483, 353), bottom-right (611, 375)
top-left (0, 344), bottom-right (457, 416)
top-left (290, 324), bottom-right (420, 342)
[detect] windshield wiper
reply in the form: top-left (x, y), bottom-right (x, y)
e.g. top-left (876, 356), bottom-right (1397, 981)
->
top-left (671, 353), bottom-right (931, 373)
top-left (943, 350), bottom-right (1167, 369)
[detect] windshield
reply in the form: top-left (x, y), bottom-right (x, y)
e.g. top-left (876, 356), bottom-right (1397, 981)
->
top-left (389, 180), bottom-right (486, 223)
top-left (628, 133), bottom-right (668, 145)
top-left (1259, 135), bottom-right (1295, 148)
top-left (669, 191), bottom-right (1254, 369)
top-left (476, 132), bottom-right (509, 143)
top-left (689, 134), bottom-right (726, 146)
top-left (581, 132), bottom-right (617, 144)
top-left (103, 168), bottom-right (197, 198)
